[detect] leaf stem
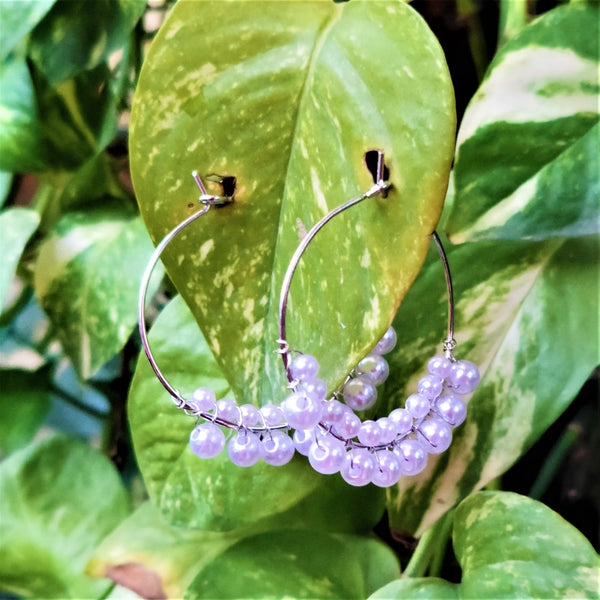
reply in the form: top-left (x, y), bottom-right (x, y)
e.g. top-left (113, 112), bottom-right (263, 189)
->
top-left (498, 0), bottom-right (529, 48)
top-left (428, 510), bottom-right (454, 578)
top-left (456, 0), bottom-right (488, 82)
top-left (403, 513), bottom-right (452, 578)
top-left (51, 384), bottom-right (109, 420)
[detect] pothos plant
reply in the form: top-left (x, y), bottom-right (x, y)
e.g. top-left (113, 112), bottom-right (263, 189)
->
top-left (0, 1), bottom-right (598, 599)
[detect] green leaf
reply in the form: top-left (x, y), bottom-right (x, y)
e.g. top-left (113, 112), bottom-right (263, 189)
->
top-left (0, 367), bottom-right (52, 456)
top-left (0, 207), bottom-right (39, 311)
top-left (129, 294), bottom-right (386, 530)
top-left (184, 529), bottom-right (399, 600)
top-left (34, 206), bottom-right (161, 379)
top-left (0, 171), bottom-right (11, 207)
top-left (0, 0), bottom-right (56, 61)
top-left (368, 492), bottom-right (598, 600)
top-left (447, 3), bottom-right (600, 242)
top-left (0, 435), bottom-right (131, 599)
top-left (383, 235), bottom-right (598, 536)
top-left (130, 0), bottom-right (456, 406)
top-left (28, 0), bottom-right (146, 85)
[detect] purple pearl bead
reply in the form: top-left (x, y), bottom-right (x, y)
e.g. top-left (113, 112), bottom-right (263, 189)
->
top-left (281, 391), bottom-right (323, 430)
top-left (417, 374), bottom-right (444, 400)
top-left (189, 423), bottom-right (225, 459)
top-left (308, 436), bottom-right (346, 474)
top-left (358, 420), bottom-right (382, 446)
top-left (321, 399), bottom-right (345, 424)
top-left (356, 354), bottom-right (390, 386)
top-left (373, 326), bottom-right (397, 355)
top-left (261, 431), bottom-right (295, 466)
top-left (215, 398), bottom-right (239, 423)
top-left (293, 428), bottom-right (316, 456)
top-left (260, 403), bottom-right (284, 426)
top-left (290, 354), bottom-right (319, 381)
top-left (341, 449), bottom-right (376, 486)
top-left (372, 450), bottom-right (403, 487)
top-left (240, 404), bottom-right (261, 427)
top-left (405, 393), bottom-right (431, 419)
top-left (427, 355), bottom-right (452, 379)
top-left (394, 438), bottom-right (428, 475)
top-left (448, 360), bottom-right (480, 394)
top-left (435, 393), bottom-right (467, 427)
top-left (389, 408), bottom-right (413, 435)
top-left (228, 431), bottom-right (261, 467)
top-left (376, 417), bottom-right (397, 444)
top-left (418, 418), bottom-right (452, 454)
top-left (343, 375), bottom-right (377, 411)
top-left (190, 387), bottom-right (216, 412)
top-left (301, 378), bottom-right (327, 401)
top-left (333, 410), bottom-right (361, 439)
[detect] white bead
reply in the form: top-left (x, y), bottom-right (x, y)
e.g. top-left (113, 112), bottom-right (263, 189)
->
top-left (448, 360), bottom-right (480, 394)
top-left (308, 436), bottom-right (346, 474)
top-left (290, 354), bottom-right (319, 381)
top-left (321, 399), bottom-right (345, 424)
top-left (405, 393), bottom-right (431, 419)
top-left (389, 408), bottom-right (413, 435)
top-left (435, 392), bottom-right (467, 427)
top-left (240, 404), bottom-right (261, 427)
top-left (261, 431), bottom-right (295, 466)
top-left (260, 404), bottom-right (284, 427)
top-left (372, 450), bottom-right (402, 487)
top-left (417, 374), bottom-right (444, 399)
top-left (343, 375), bottom-right (377, 411)
top-left (373, 326), bottom-right (397, 355)
top-left (376, 417), bottom-right (397, 444)
top-left (228, 431), bottom-right (261, 467)
top-left (215, 398), bottom-right (238, 423)
top-left (418, 418), bottom-right (452, 454)
top-left (301, 378), bottom-right (327, 401)
top-left (341, 449), bottom-right (376, 486)
top-left (293, 428), bottom-right (316, 456)
top-left (281, 391), bottom-right (323, 430)
top-left (358, 420), bottom-right (382, 446)
top-left (394, 438), bottom-right (428, 475)
top-left (189, 423), bottom-right (225, 459)
top-left (190, 387), bottom-right (216, 412)
top-left (427, 355), bottom-right (452, 379)
top-left (356, 354), bottom-right (389, 386)
top-left (332, 410), bottom-right (361, 439)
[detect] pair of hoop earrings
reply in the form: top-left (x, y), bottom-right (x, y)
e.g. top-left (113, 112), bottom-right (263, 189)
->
top-left (138, 151), bottom-right (480, 488)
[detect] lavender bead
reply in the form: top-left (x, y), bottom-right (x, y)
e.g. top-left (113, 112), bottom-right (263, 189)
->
top-left (343, 375), bottom-right (377, 411)
top-left (215, 398), bottom-right (239, 423)
top-left (189, 423), bottom-right (225, 459)
top-left (427, 355), bottom-right (452, 379)
top-left (261, 431), bottom-right (295, 466)
top-left (376, 417), bottom-right (397, 445)
top-left (260, 403), bottom-right (284, 426)
top-left (290, 354), bottom-right (319, 381)
top-left (417, 374), bottom-right (444, 400)
top-left (356, 354), bottom-right (389, 386)
top-left (308, 436), bottom-right (346, 474)
top-left (358, 420), bottom-right (382, 446)
top-left (373, 326), bottom-right (397, 355)
top-left (332, 410), bottom-right (361, 439)
top-left (394, 438), bottom-right (428, 475)
top-left (418, 418), bottom-right (452, 454)
top-left (405, 393), bottom-right (431, 419)
top-left (228, 431), bottom-right (261, 467)
top-left (341, 449), bottom-right (376, 487)
top-left (435, 393), bottom-right (467, 427)
top-left (293, 428), bottom-right (316, 456)
top-left (389, 408), bottom-right (413, 435)
top-left (301, 378), bottom-right (327, 401)
top-left (190, 387), bottom-right (216, 412)
top-left (281, 391), bottom-right (323, 430)
top-left (240, 404), bottom-right (261, 427)
top-left (372, 450), bottom-right (403, 487)
top-left (448, 360), bottom-right (480, 394)
top-left (322, 399), bottom-right (345, 424)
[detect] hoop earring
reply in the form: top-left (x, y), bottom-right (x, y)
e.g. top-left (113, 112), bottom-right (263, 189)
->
top-left (138, 151), bottom-right (480, 488)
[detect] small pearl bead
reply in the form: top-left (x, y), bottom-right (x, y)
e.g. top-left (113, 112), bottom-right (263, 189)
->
top-left (418, 418), bottom-right (452, 454)
top-left (301, 378), bottom-right (327, 401)
top-left (190, 387), bottom-right (216, 412)
top-left (373, 326), bottom-right (397, 355)
top-left (321, 399), bottom-right (345, 424)
top-left (394, 439), bottom-right (428, 475)
top-left (356, 354), bottom-right (390, 386)
top-left (290, 354), bottom-right (319, 381)
top-left (215, 398), bottom-right (238, 423)
top-left (427, 355), bottom-right (452, 379)
top-left (240, 404), bottom-right (261, 427)
top-left (341, 449), bottom-right (376, 486)
top-left (332, 410), bottom-right (361, 439)
top-left (189, 423), bottom-right (225, 459)
top-left (281, 391), bottom-right (323, 430)
top-left (260, 404), bottom-right (284, 427)
top-left (389, 408), bottom-right (413, 435)
top-left (228, 431), bottom-right (261, 467)
top-left (435, 393), bottom-right (467, 427)
top-left (376, 417), bottom-right (397, 444)
top-left (372, 450), bottom-right (402, 487)
top-left (358, 420), bottom-right (382, 446)
top-left (261, 431), bottom-right (295, 466)
top-left (293, 428), bottom-right (316, 456)
top-left (405, 393), bottom-right (431, 419)
top-left (417, 374), bottom-right (444, 400)
top-left (343, 375), bottom-right (377, 411)
top-left (448, 360), bottom-right (480, 394)
top-left (308, 436), bottom-right (346, 474)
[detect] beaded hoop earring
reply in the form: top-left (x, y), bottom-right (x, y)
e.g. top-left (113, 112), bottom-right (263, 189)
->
top-left (138, 151), bottom-right (480, 487)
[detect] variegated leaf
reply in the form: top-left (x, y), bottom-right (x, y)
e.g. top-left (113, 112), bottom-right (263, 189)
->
top-left (447, 3), bottom-right (600, 242)
top-left (130, 0), bottom-right (455, 407)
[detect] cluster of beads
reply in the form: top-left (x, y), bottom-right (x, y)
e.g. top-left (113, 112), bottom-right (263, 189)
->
top-left (184, 326), bottom-right (480, 488)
